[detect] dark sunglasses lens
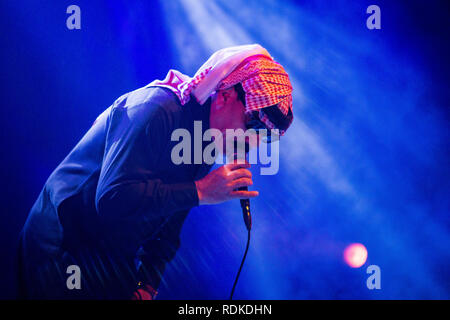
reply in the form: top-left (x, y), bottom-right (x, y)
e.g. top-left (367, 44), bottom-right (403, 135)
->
top-left (245, 112), bottom-right (266, 131)
top-left (246, 120), bottom-right (264, 131)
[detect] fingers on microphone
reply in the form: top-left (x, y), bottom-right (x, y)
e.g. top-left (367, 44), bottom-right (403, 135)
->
top-left (229, 178), bottom-right (253, 189)
top-left (226, 162), bottom-right (250, 171)
top-left (231, 190), bottom-right (259, 199)
top-left (228, 168), bottom-right (252, 180)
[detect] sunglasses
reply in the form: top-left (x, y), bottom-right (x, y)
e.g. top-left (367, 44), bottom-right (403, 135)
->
top-left (244, 111), bottom-right (279, 143)
top-left (245, 111), bottom-right (266, 131)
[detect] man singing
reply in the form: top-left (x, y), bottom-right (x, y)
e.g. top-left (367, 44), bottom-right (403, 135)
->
top-left (18, 44), bottom-right (293, 299)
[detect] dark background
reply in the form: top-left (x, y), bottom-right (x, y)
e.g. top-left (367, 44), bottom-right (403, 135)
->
top-left (0, 0), bottom-right (448, 299)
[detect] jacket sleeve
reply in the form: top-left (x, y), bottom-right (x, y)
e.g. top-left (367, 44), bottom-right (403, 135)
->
top-left (94, 98), bottom-right (198, 248)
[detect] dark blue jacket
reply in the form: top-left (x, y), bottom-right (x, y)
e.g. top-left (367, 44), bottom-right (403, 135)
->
top-left (18, 86), bottom-right (212, 299)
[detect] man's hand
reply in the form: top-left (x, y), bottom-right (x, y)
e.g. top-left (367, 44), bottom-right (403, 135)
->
top-left (195, 162), bottom-right (259, 205)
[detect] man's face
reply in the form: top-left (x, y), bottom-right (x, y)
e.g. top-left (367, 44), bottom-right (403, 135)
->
top-left (209, 87), bottom-right (260, 154)
top-left (210, 87), bottom-right (246, 134)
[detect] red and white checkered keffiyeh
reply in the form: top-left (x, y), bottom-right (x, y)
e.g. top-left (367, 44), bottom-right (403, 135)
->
top-left (218, 55), bottom-right (293, 134)
top-left (149, 44), bottom-right (293, 135)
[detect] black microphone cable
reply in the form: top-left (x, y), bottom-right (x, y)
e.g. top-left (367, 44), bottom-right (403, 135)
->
top-left (229, 186), bottom-right (252, 300)
top-left (229, 228), bottom-right (250, 300)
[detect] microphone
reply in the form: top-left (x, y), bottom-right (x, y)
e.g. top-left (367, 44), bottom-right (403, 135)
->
top-left (232, 143), bottom-right (252, 231)
top-left (238, 187), bottom-right (252, 231)
top-left (229, 143), bottom-right (252, 300)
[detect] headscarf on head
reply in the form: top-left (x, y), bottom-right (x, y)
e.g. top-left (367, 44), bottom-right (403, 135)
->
top-left (149, 44), bottom-right (293, 135)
